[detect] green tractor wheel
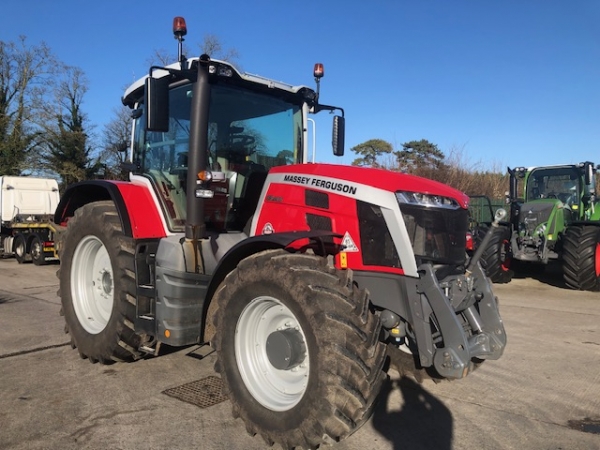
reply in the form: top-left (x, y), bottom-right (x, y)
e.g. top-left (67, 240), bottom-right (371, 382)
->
top-left (562, 225), bottom-right (600, 291)
top-left (475, 224), bottom-right (513, 283)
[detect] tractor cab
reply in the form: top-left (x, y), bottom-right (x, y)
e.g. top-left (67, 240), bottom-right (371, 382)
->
top-left (525, 166), bottom-right (581, 210)
top-left (122, 26), bottom-right (344, 236)
top-left (128, 81), bottom-right (306, 232)
top-left (511, 162), bottom-right (597, 226)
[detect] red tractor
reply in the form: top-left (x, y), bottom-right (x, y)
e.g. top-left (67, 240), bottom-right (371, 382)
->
top-left (55, 17), bottom-right (506, 449)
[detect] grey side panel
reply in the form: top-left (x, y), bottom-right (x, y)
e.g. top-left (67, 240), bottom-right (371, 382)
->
top-left (352, 271), bottom-right (409, 319)
top-left (154, 235), bottom-right (210, 346)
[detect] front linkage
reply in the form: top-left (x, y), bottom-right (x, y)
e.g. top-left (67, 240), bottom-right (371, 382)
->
top-left (395, 209), bottom-right (507, 380)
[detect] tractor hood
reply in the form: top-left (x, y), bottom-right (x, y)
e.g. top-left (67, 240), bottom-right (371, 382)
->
top-left (518, 199), bottom-right (568, 240)
top-left (270, 164), bottom-right (470, 209)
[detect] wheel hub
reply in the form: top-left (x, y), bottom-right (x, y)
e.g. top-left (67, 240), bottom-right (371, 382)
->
top-left (266, 328), bottom-right (306, 370)
top-left (235, 295), bottom-right (310, 411)
top-left (101, 270), bottom-right (113, 296)
top-left (71, 235), bottom-right (114, 334)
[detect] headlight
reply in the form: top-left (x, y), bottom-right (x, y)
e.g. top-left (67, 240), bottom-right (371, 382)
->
top-left (396, 191), bottom-right (460, 209)
top-left (537, 224), bottom-right (547, 236)
top-left (208, 64), bottom-right (233, 77)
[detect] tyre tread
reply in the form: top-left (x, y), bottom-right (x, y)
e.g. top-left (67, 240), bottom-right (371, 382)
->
top-left (211, 249), bottom-right (386, 449)
top-left (476, 225), bottom-right (513, 283)
top-left (59, 201), bottom-right (142, 363)
top-left (563, 225), bottom-right (600, 291)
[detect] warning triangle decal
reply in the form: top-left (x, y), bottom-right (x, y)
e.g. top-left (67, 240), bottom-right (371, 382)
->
top-left (341, 232), bottom-right (359, 252)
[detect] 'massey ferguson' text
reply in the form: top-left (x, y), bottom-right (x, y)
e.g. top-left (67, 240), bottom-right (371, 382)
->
top-left (283, 174), bottom-right (357, 195)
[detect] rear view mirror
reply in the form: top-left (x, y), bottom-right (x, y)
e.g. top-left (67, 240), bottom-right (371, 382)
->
top-left (145, 75), bottom-right (170, 132)
top-left (332, 115), bottom-right (345, 157)
top-left (584, 162), bottom-right (594, 187)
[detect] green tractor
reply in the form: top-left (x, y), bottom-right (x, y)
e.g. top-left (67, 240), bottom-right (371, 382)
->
top-left (476, 161), bottom-right (600, 290)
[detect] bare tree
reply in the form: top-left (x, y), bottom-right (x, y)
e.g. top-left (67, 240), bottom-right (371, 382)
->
top-left (198, 34), bottom-right (240, 65)
top-left (0, 37), bottom-right (55, 175)
top-left (38, 65), bottom-right (99, 188)
top-left (146, 35), bottom-right (240, 67)
top-left (98, 105), bottom-right (131, 180)
top-left (146, 48), bottom-right (178, 67)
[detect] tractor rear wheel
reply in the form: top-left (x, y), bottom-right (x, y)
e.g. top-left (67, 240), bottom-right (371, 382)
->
top-left (563, 225), bottom-right (600, 291)
top-left (58, 201), bottom-right (142, 363)
top-left (211, 249), bottom-right (387, 449)
top-left (476, 225), bottom-right (513, 283)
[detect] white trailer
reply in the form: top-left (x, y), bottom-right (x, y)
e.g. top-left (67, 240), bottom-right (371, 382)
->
top-left (0, 176), bottom-right (61, 265)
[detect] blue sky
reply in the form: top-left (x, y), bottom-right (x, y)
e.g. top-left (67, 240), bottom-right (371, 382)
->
top-left (2, 1), bottom-right (599, 171)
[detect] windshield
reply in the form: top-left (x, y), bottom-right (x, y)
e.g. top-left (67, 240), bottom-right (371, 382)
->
top-left (526, 167), bottom-right (580, 206)
top-left (133, 83), bottom-right (303, 231)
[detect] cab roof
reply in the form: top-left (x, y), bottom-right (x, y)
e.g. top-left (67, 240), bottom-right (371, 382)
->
top-left (122, 57), bottom-right (310, 108)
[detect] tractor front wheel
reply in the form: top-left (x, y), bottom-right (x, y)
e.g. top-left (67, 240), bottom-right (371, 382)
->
top-left (476, 225), bottom-right (513, 283)
top-left (563, 225), bottom-right (600, 291)
top-left (58, 201), bottom-right (142, 363)
top-left (211, 249), bottom-right (386, 449)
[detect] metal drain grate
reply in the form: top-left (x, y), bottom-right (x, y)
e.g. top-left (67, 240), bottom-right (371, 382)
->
top-left (163, 375), bottom-right (228, 408)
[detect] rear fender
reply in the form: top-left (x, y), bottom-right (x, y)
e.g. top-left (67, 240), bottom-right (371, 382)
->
top-left (54, 180), bottom-right (167, 239)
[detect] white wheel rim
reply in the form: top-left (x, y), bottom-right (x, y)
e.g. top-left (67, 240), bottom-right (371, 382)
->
top-left (235, 296), bottom-right (309, 411)
top-left (31, 239), bottom-right (42, 260)
top-left (70, 235), bottom-right (114, 334)
top-left (15, 239), bottom-right (25, 257)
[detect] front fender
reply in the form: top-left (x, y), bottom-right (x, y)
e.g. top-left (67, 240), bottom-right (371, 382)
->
top-left (209, 230), bottom-right (342, 296)
top-left (201, 230), bottom-right (342, 342)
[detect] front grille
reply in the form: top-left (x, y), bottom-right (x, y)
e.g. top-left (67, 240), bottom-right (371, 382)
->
top-left (400, 203), bottom-right (468, 265)
top-left (519, 202), bottom-right (554, 235)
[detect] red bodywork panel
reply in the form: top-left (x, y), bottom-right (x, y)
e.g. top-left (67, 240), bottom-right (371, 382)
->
top-left (112, 181), bottom-right (167, 239)
top-left (269, 164), bottom-right (469, 208)
top-left (253, 164), bottom-right (468, 276)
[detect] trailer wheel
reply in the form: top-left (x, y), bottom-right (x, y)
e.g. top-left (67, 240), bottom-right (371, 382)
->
top-left (211, 249), bottom-right (386, 449)
top-left (31, 235), bottom-right (48, 266)
top-left (58, 201), bottom-right (141, 363)
top-left (13, 234), bottom-right (28, 264)
top-left (476, 225), bottom-right (513, 283)
top-left (563, 225), bottom-right (600, 291)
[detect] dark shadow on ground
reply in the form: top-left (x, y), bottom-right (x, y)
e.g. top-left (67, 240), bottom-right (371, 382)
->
top-left (510, 261), bottom-right (568, 289)
top-left (0, 258), bottom-right (60, 266)
top-left (371, 376), bottom-right (453, 450)
top-left (0, 293), bottom-right (18, 304)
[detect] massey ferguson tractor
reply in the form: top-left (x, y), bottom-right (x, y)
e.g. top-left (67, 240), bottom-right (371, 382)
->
top-left (54, 17), bottom-right (506, 449)
top-left (475, 161), bottom-right (600, 291)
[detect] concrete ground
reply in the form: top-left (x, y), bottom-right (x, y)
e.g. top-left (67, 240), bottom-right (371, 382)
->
top-left (0, 259), bottom-right (598, 450)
